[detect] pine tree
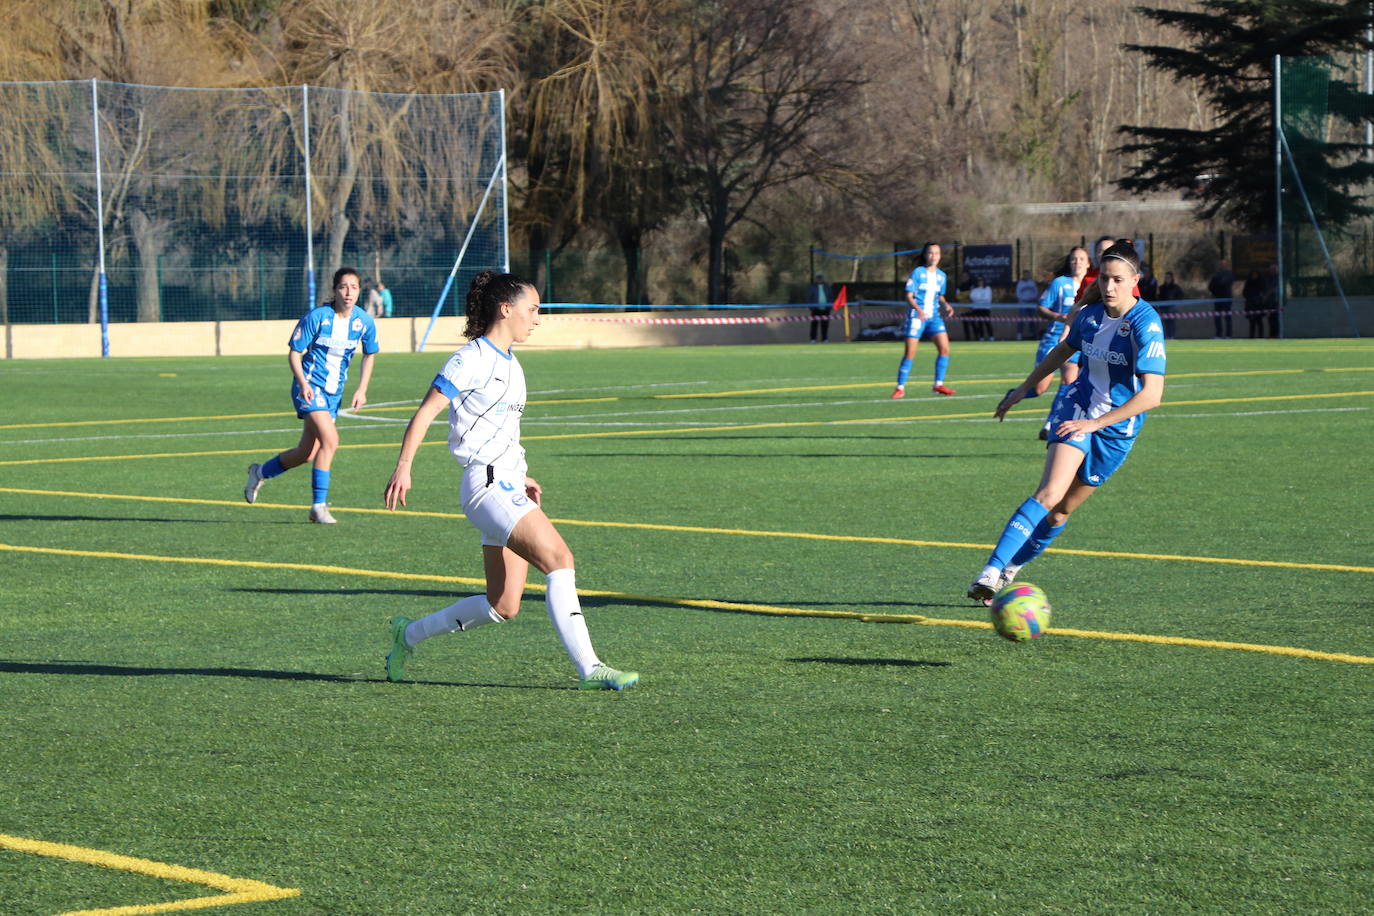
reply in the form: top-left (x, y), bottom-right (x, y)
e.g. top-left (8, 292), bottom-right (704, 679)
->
top-left (1117, 0), bottom-right (1374, 231)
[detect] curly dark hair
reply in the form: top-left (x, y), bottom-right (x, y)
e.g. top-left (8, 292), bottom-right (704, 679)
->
top-left (464, 270), bottom-right (537, 339)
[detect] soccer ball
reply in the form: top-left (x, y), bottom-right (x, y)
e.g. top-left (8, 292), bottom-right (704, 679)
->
top-left (990, 583), bottom-right (1051, 642)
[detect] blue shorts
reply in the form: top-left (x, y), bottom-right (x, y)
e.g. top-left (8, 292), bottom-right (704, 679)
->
top-left (1035, 337), bottom-right (1080, 367)
top-left (902, 311), bottom-right (947, 340)
top-left (1048, 425), bottom-right (1135, 487)
top-left (292, 382), bottom-right (342, 419)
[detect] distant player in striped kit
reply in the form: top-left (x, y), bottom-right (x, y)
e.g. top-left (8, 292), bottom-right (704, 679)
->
top-left (380, 270), bottom-right (638, 691)
top-left (967, 241), bottom-right (1166, 601)
top-left (891, 242), bottom-right (957, 399)
top-left (243, 267), bottom-right (379, 524)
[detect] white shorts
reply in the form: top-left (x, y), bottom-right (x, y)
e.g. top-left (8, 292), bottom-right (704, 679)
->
top-left (459, 464), bottom-right (537, 547)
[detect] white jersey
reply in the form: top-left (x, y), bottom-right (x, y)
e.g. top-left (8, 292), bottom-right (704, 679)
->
top-left (430, 336), bottom-right (528, 474)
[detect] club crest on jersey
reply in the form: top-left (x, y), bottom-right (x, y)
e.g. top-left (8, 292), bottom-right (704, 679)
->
top-left (352, 317), bottom-right (364, 332)
top-left (1117, 322), bottom-right (1132, 337)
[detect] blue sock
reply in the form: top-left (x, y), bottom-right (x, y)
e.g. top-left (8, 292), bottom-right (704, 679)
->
top-left (934, 355), bottom-right (949, 385)
top-left (261, 455), bottom-right (286, 479)
top-left (986, 498), bottom-right (1049, 570)
top-left (312, 468), bottom-right (330, 505)
top-left (1010, 519), bottom-right (1066, 567)
top-left (896, 358), bottom-right (912, 387)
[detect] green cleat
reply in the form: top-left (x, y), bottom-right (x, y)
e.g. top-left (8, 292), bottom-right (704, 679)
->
top-left (385, 616), bottom-right (413, 683)
top-left (578, 664), bottom-right (639, 691)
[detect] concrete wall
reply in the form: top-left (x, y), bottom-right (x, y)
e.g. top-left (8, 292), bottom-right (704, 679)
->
top-left (3, 308), bottom-right (823, 359)
top-left (4, 299), bottom-right (1366, 359)
top-left (1282, 296), bottom-right (1374, 338)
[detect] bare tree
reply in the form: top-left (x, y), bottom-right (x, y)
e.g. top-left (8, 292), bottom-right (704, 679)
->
top-left (522, 0), bottom-right (682, 303)
top-left (669, 0), bottom-right (863, 303)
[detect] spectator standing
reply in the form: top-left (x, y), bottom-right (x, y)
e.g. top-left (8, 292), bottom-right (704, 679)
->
top-left (808, 273), bottom-right (831, 343)
top-left (1208, 259), bottom-right (1235, 338)
top-left (377, 280), bottom-right (394, 318)
top-left (1263, 263), bottom-right (1281, 338)
top-left (1156, 271), bottom-right (1185, 340)
top-left (1014, 270), bottom-right (1039, 341)
top-left (1138, 262), bottom-right (1159, 302)
top-left (968, 276), bottom-right (994, 341)
top-left (1243, 269), bottom-right (1267, 338)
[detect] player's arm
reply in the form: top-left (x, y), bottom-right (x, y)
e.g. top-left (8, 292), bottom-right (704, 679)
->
top-left (995, 341), bottom-right (1077, 421)
top-left (350, 351), bottom-right (376, 410)
top-left (1035, 283), bottom-right (1061, 322)
top-left (525, 477), bottom-right (542, 506)
top-left (1055, 373), bottom-right (1164, 438)
top-left (383, 386), bottom-right (450, 510)
top-left (938, 294), bottom-right (954, 319)
top-left (288, 348), bottom-right (313, 402)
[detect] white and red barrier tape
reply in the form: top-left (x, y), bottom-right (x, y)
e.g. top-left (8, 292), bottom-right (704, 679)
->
top-left (543, 306), bottom-right (1279, 326)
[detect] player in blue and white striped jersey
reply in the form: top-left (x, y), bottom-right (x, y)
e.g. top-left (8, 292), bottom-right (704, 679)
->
top-left (891, 242), bottom-right (958, 398)
top-left (967, 241), bottom-right (1166, 601)
top-left (381, 271), bottom-right (638, 691)
top-left (243, 267), bottom-right (379, 524)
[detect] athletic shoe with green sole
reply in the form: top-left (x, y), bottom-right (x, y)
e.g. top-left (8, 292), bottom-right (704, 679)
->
top-left (578, 664), bottom-right (639, 691)
top-left (385, 616), bottom-right (413, 683)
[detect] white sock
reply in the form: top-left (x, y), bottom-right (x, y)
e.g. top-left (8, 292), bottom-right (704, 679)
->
top-left (405, 594), bottom-right (501, 647)
top-left (545, 568), bottom-right (599, 678)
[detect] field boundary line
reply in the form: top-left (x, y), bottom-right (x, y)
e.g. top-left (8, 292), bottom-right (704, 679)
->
top-left (6, 367), bottom-right (1371, 431)
top-left (2, 487), bottom-right (1371, 575)
top-left (2, 541), bottom-right (1371, 665)
top-left (4, 390), bottom-right (1370, 467)
top-left (0, 831), bottom-right (299, 915)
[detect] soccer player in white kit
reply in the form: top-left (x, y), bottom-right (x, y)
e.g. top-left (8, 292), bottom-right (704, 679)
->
top-left (381, 271), bottom-right (638, 690)
top-left (967, 241), bottom-right (1166, 601)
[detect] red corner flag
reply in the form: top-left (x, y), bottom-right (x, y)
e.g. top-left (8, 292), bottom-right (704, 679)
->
top-left (831, 284), bottom-right (848, 311)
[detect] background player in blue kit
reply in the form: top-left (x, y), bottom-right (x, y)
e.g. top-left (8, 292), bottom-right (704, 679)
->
top-left (1026, 246), bottom-right (1088, 438)
top-left (380, 271), bottom-right (638, 691)
top-left (967, 241), bottom-right (1166, 601)
top-left (891, 242), bottom-right (958, 398)
top-left (244, 267), bottom-right (379, 524)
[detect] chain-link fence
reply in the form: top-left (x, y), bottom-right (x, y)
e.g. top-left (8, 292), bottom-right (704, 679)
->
top-left (0, 80), bottom-right (506, 336)
top-left (1278, 55), bottom-right (1374, 336)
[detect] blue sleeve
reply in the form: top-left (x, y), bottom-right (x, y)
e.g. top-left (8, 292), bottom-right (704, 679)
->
top-left (1064, 306), bottom-right (1087, 351)
top-left (288, 311), bottom-right (318, 353)
top-left (432, 375), bottom-right (460, 400)
top-left (1039, 278), bottom-right (1060, 311)
top-left (904, 270), bottom-right (918, 296)
top-left (1133, 307), bottom-right (1167, 375)
top-left (361, 314), bottom-right (380, 355)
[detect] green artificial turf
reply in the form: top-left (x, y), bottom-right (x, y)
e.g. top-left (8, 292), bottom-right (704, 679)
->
top-left (0, 338), bottom-right (1371, 914)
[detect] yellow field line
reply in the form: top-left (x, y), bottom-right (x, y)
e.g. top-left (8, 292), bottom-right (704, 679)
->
top-left (2, 390), bottom-right (1369, 467)
top-left (0, 832), bottom-right (299, 915)
top-left (7, 366), bottom-right (1370, 429)
top-left (1, 541), bottom-right (1369, 665)
top-left (1, 486), bottom-right (1370, 575)
top-left (0, 411), bottom-right (297, 431)
top-left (657, 368), bottom-right (1374, 399)
top-left (354, 396), bottom-right (618, 413)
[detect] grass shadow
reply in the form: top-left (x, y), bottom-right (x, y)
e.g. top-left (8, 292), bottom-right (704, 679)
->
top-left (0, 659), bottom-right (563, 690)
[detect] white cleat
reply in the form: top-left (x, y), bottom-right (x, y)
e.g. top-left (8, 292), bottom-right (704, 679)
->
top-left (244, 463), bottom-right (265, 504)
top-left (309, 503), bottom-right (338, 524)
top-left (967, 571), bottom-right (999, 603)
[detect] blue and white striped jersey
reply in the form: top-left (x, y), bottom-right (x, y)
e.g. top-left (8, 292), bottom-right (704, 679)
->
top-left (1063, 300), bottom-right (1167, 440)
top-left (904, 266), bottom-right (947, 319)
top-left (431, 336), bottom-right (528, 474)
top-left (288, 305), bottom-right (379, 396)
top-left (1038, 275), bottom-right (1078, 344)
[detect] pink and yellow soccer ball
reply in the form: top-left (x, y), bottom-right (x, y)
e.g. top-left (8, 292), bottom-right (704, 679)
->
top-left (989, 583), bottom-right (1051, 642)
